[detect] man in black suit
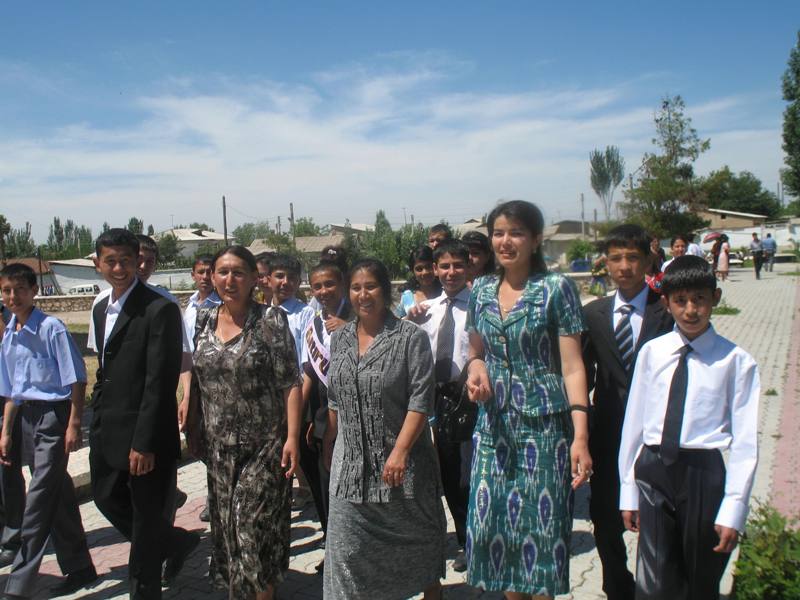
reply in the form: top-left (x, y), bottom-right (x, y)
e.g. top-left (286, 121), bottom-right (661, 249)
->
top-left (90, 229), bottom-right (198, 600)
top-left (583, 224), bottom-right (673, 600)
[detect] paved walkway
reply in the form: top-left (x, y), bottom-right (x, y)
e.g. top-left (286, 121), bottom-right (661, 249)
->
top-left (6, 263), bottom-right (797, 599)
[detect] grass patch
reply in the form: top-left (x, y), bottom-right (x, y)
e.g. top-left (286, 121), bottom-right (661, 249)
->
top-left (765, 388), bottom-right (778, 396)
top-left (713, 301), bottom-right (740, 316)
top-left (69, 323), bottom-right (90, 334)
top-left (779, 271), bottom-right (800, 277)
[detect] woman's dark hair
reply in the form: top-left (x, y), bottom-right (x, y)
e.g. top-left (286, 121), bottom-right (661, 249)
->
top-left (720, 234), bottom-right (729, 243)
top-left (487, 200), bottom-right (547, 275)
top-left (460, 230), bottom-right (495, 274)
top-left (404, 245), bottom-right (440, 292)
top-left (320, 245), bottom-right (349, 273)
top-left (349, 258), bottom-right (393, 305)
top-left (603, 224), bottom-right (651, 256)
top-left (309, 260), bottom-right (344, 283)
top-left (670, 234), bottom-right (690, 247)
top-left (662, 255), bottom-right (717, 297)
top-left (211, 245), bottom-right (258, 273)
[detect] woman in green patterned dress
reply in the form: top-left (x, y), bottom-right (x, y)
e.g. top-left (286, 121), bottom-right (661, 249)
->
top-left (464, 200), bottom-right (592, 599)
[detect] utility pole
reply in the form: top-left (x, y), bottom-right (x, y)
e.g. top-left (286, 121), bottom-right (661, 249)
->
top-left (222, 195), bottom-right (229, 245)
top-left (402, 207), bottom-right (408, 226)
top-left (593, 209), bottom-right (598, 241)
top-left (277, 216), bottom-right (282, 235)
top-left (580, 193), bottom-right (585, 238)
top-left (37, 247), bottom-right (45, 292)
top-left (289, 203), bottom-right (296, 246)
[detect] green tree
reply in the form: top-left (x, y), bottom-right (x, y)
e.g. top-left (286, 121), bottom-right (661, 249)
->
top-left (782, 31), bottom-right (800, 198)
top-left (233, 220), bottom-right (272, 246)
top-left (622, 96), bottom-right (710, 238)
top-left (292, 217), bottom-right (321, 237)
top-left (147, 224), bottom-right (155, 236)
top-left (127, 217), bottom-right (144, 234)
top-left (157, 233), bottom-right (182, 266)
top-left (590, 146), bottom-right (626, 221)
top-left (0, 215), bottom-right (10, 265)
top-left (4, 222), bottom-right (36, 258)
top-left (101, 222), bottom-right (111, 233)
top-left (699, 167), bottom-right (782, 218)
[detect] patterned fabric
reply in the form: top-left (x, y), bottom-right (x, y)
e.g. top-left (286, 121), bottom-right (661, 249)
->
top-left (465, 273), bottom-right (586, 595)
top-left (191, 302), bottom-right (300, 596)
top-left (615, 304), bottom-right (635, 371)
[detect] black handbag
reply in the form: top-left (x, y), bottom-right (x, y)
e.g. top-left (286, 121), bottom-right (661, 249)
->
top-left (435, 365), bottom-right (478, 443)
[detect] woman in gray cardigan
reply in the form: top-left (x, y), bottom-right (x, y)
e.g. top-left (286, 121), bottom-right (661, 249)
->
top-left (322, 258), bottom-right (446, 600)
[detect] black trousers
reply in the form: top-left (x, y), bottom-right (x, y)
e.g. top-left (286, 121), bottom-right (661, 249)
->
top-left (90, 446), bottom-right (190, 600)
top-left (299, 424), bottom-right (328, 533)
top-left (753, 252), bottom-right (763, 279)
top-left (589, 449), bottom-right (636, 600)
top-left (433, 429), bottom-right (469, 548)
top-left (634, 445), bottom-right (731, 600)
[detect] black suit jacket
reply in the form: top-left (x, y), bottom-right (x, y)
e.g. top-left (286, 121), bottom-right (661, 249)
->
top-left (91, 281), bottom-right (183, 471)
top-left (582, 289), bottom-right (673, 459)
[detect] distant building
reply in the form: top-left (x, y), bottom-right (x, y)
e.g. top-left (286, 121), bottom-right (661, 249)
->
top-left (453, 218), bottom-right (488, 236)
top-left (542, 220), bottom-right (595, 265)
top-left (695, 208), bottom-right (767, 230)
top-left (329, 223), bottom-right (373, 236)
top-left (156, 228), bottom-right (226, 258)
top-left (5, 257), bottom-right (59, 295)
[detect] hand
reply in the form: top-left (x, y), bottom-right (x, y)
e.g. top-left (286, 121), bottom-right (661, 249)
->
top-left (382, 447), bottom-right (409, 487)
top-left (713, 525), bottom-right (739, 553)
top-left (128, 449), bottom-right (155, 476)
top-left (466, 360), bottom-right (491, 403)
top-left (282, 437), bottom-right (299, 479)
top-left (0, 433), bottom-right (12, 466)
top-left (177, 398), bottom-right (190, 431)
top-left (305, 422), bottom-right (315, 447)
top-left (570, 438), bottom-right (592, 489)
top-left (64, 423), bottom-right (82, 453)
top-left (324, 316), bottom-right (346, 333)
top-left (405, 303), bottom-right (431, 324)
top-left (622, 510), bottom-right (639, 532)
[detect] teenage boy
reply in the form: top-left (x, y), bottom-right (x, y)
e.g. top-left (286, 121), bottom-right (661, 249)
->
top-left (181, 255), bottom-right (221, 341)
top-left (268, 254), bottom-right (314, 369)
top-left (256, 255), bottom-right (274, 306)
top-left (619, 255), bottom-right (759, 599)
top-left (406, 239), bottom-right (472, 572)
top-left (90, 229), bottom-right (198, 600)
top-left (0, 264), bottom-right (97, 599)
top-left (582, 224), bottom-right (673, 600)
top-left (427, 223), bottom-right (453, 250)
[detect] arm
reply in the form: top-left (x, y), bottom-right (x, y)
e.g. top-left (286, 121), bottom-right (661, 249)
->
top-left (177, 353), bottom-right (192, 424)
top-left (383, 410), bottom-right (429, 487)
top-left (323, 408), bottom-right (338, 472)
top-left (0, 399), bottom-right (18, 466)
top-left (281, 384), bottom-right (303, 478)
top-left (466, 331), bottom-right (491, 402)
top-left (64, 381), bottom-right (86, 453)
top-left (560, 333), bottom-right (592, 489)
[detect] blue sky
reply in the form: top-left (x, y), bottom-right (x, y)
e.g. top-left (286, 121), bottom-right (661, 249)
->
top-left (2, 1), bottom-right (799, 242)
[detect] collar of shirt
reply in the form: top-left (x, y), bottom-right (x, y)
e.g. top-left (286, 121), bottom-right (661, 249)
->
top-left (431, 286), bottom-right (470, 308)
top-left (278, 296), bottom-right (306, 314)
top-left (189, 290), bottom-right (222, 308)
top-left (106, 279), bottom-right (138, 316)
top-left (614, 283), bottom-right (649, 316)
top-left (670, 324), bottom-right (717, 357)
top-left (6, 306), bottom-right (45, 336)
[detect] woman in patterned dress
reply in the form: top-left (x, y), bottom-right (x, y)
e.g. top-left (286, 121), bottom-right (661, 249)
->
top-left (188, 246), bottom-right (303, 600)
top-left (322, 258), bottom-right (446, 599)
top-left (464, 200), bottom-right (592, 599)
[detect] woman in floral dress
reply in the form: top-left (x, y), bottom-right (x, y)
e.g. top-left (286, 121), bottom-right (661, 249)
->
top-left (465, 200), bottom-right (592, 599)
top-left (188, 245), bottom-right (303, 600)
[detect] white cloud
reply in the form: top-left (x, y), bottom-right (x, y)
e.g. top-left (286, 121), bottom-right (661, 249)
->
top-left (0, 56), bottom-right (786, 241)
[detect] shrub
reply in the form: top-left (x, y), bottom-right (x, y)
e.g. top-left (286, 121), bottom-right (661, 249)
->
top-left (567, 239), bottom-right (596, 262)
top-left (733, 504), bottom-right (800, 599)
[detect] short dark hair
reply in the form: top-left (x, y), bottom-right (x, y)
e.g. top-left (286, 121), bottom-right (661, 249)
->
top-left (309, 260), bottom-right (344, 283)
top-left (255, 255), bottom-right (272, 270)
top-left (670, 234), bottom-right (690, 247)
top-left (193, 255), bottom-right (213, 271)
top-left (407, 245), bottom-right (434, 273)
top-left (429, 223), bottom-right (452, 238)
top-left (136, 234), bottom-right (159, 259)
top-left (661, 255), bottom-right (717, 297)
top-left (95, 228), bottom-right (139, 257)
top-left (433, 239), bottom-right (470, 263)
top-left (268, 254), bottom-right (302, 278)
top-left (604, 224), bottom-right (651, 256)
top-left (0, 263), bottom-right (37, 287)
top-left (461, 230), bottom-right (490, 251)
top-left (487, 200), bottom-right (547, 274)
top-left (350, 258), bottom-right (393, 306)
top-left (212, 245), bottom-right (258, 273)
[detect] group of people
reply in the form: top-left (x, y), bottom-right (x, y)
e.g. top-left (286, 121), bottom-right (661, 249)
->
top-left (0, 199), bottom-right (760, 600)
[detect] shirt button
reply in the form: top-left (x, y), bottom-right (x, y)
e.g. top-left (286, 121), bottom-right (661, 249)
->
top-left (499, 335), bottom-right (506, 343)
top-left (502, 360), bottom-right (509, 368)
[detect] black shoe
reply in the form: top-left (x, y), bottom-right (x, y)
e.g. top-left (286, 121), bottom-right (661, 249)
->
top-left (175, 488), bottom-right (188, 510)
top-left (162, 531), bottom-right (201, 586)
top-left (452, 550), bottom-right (467, 572)
top-left (199, 504), bottom-right (210, 522)
top-left (49, 565), bottom-right (99, 597)
top-left (0, 548), bottom-right (16, 568)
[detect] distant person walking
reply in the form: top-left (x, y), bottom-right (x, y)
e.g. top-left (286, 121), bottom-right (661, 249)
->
top-left (750, 233), bottom-right (764, 280)
top-left (762, 233), bottom-right (777, 272)
top-left (717, 235), bottom-right (730, 281)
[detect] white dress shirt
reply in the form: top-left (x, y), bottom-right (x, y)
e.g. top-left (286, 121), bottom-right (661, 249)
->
top-left (417, 287), bottom-right (471, 382)
top-left (277, 297), bottom-right (315, 369)
top-left (687, 243), bottom-right (705, 258)
top-left (101, 280), bottom-right (138, 353)
top-left (182, 290), bottom-right (222, 347)
top-left (618, 325), bottom-right (760, 532)
top-left (612, 284), bottom-right (649, 349)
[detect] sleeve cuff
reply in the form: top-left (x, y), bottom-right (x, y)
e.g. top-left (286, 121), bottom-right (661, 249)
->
top-left (619, 483), bottom-right (640, 511)
top-left (715, 498), bottom-right (749, 532)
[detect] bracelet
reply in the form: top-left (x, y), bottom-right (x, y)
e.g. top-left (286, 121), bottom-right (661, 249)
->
top-left (569, 404), bottom-right (590, 414)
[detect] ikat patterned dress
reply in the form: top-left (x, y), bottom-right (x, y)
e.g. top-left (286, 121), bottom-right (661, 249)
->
top-left (191, 303), bottom-right (301, 597)
top-left (465, 272), bottom-right (586, 595)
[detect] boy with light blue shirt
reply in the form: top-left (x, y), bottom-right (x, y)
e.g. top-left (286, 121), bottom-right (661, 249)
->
top-left (268, 254), bottom-right (314, 369)
top-left (0, 263), bottom-right (96, 599)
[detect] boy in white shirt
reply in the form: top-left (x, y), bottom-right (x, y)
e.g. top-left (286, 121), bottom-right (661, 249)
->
top-left (618, 255), bottom-right (760, 599)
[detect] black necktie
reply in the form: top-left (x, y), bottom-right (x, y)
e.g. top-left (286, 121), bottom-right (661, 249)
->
top-left (661, 344), bottom-right (693, 465)
top-left (435, 298), bottom-right (456, 383)
top-left (614, 304), bottom-right (635, 371)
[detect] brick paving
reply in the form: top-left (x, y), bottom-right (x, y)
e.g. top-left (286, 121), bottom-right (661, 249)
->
top-left (5, 263), bottom-right (797, 599)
